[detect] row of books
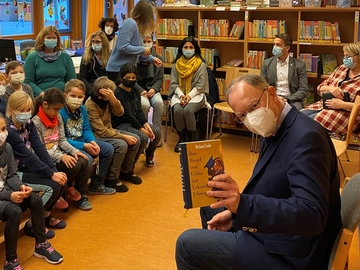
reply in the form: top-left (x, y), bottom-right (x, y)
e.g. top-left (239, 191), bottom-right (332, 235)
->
top-left (199, 19), bottom-right (230, 39)
top-left (248, 20), bottom-right (287, 40)
top-left (299, 53), bottom-right (338, 75)
top-left (156, 18), bottom-right (192, 38)
top-left (299, 54), bottom-right (320, 73)
top-left (299, 21), bottom-right (341, 43)
top-left (247, 50), bottom-right (267, 69)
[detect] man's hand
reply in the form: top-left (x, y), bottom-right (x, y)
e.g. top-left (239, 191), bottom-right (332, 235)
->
top-left (148, 89), bottom-right (155, 98)
top-left (122, 134), bottom-right (138, 145)
top-left (206, 173), bottom-right (240, 213)
top-left (207, 210), bottom-right (232, 231)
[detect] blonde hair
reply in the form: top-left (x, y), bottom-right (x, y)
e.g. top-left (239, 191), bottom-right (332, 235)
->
top-left (93, 76), bottom-right (116, 96)
top-left (343, 42), bottom-right (360, 57)
top-left (82, 31), bottom-right (110, 68)
top-left (35, 25), bottom-right (62, 52)
top-left (131, 0), bottom-right (155, 38)
top-left (7, 91), bottom-right (33, 117)
top-left (0, 73), bottom-right (7, 85)
top-left (64, 79), bottom-right (86, 94)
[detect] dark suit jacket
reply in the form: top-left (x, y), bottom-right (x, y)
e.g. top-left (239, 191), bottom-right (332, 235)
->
top-left (232, 107), bottom-right (342, 270)
top-left (261, 56), bottom-right (308, 105)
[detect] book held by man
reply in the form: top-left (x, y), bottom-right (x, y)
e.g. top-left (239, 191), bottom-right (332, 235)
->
top-left (179, 139), bottom-right (225, 209)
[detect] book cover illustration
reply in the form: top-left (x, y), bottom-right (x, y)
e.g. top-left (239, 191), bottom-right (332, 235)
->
top-left (179, 139), bottom-right (225, 209)
top-left (321, 54), bottom-right (338, 75)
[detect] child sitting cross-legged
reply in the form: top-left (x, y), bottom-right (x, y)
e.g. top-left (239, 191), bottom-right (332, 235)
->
top-left (85, 76), bottom-right (142, 188)
top-left (0, 114), bottom-right (63, 270)
top-left (59, 79), bottom-right (120, 193)
top-left (32, 88), bottom-right (93, 211)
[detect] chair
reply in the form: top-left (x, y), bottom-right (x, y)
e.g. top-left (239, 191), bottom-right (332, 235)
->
top-left (331, 95), bottom-right (360, 187)
top-left (19, 40), bottom-right (36, 51)
top-left (210, 67), bottom-right (261, 152)
top-left (328, 173), bottom-right (360, 270)
top-left (164, 99), bottom-right (212, 142)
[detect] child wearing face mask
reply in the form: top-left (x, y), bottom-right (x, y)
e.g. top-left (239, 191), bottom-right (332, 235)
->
top-left (169, 37), bottom-right (209, 153)
top-left (0, 115), bottom-right (64, 270)
top-left (60, 79), bottom-right (122, 193)
top-left (32, 88), bottom-right (96, 211)
top-left (2, 61), bottom-right (34, 101)
top-left (6, 91), bottom-right (68, 235)
top-left (79, 31), bottom-right (111, 99)
top-left (112, 63), bottom-right (161, 167)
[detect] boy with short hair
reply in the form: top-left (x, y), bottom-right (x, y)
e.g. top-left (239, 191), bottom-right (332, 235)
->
top-left (85, 76), bottom-right (142, 188)
top-left (59, 79), bottom-right (119, 193)
top-left (3, 60), bottom-right (34, 100)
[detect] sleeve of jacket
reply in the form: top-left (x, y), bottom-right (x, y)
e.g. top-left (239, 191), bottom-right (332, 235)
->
top-left (260, 58), bottom-right (269, 80)
top-left (193, 63), bottom-right (209, 95)
top-left (233, 128), bottom-right (334, 236)
top-left (287, 60), bottom-right (308, 102)
top-left (169, 64), bottom-right (180, 97)
top-left (7, 122), bottom-right (56, 178)
top-left (81, 106), bottom-right (97, 142)
top-left (86, 100), bottom-right (124, 139)
top-left (57, 115), bottom-right (79, 157)
top-left (78, 58), bottom-right (94, 97)
top-left (152, 61), bottom-right (164, 93)
top-left (5, 144), bottom-right (24, 191)
top-left (64, 52), bottom-right (77, 82)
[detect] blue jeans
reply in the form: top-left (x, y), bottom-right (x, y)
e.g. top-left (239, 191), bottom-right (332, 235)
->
top-left (80, 140), bottom-right (114, 181)
top-left (176, 229), bottom-right (240, 270)
top-left (301, 109), bottom-right (321, 119)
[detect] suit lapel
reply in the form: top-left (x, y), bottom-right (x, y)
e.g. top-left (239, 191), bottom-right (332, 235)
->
top-left (288, 57), bottom-right (295, 93)
top-left (270, 58), bottom-right (278, 85)
top-left (243, 107), bottom-right (299, 191)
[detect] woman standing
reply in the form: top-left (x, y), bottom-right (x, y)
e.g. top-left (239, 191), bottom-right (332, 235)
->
top-left (170, 37), bottom-right (209, 152)
top-left (79, 31), bottom-right (111, 98)
top-left (24, 25), bottom-right (76, 97)
top-left (106, 0), bottom-right (161, 83)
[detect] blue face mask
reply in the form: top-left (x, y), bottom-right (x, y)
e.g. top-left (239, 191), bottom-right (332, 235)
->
top-left (343, 57), bottom-right (356, 69)
top-left (183, 50), bottom-right (195, 59)
top-left (272, 46), bottom-right (284, 57)
top-left (15, 112), bottom-right (32, 124)
top-left (44, 38), bottom-right (57, 49)
top-left (92, 44), bottom-right (102, 52)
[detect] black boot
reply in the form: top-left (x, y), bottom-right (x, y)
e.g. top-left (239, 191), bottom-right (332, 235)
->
top-left (186, 130), bottom-right (196, 142)
top-left (174, 129), bottom-right (187, 153)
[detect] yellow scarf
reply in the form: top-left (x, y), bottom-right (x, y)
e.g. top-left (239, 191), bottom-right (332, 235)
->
top-left (175, 56), bottom-right (202, 95)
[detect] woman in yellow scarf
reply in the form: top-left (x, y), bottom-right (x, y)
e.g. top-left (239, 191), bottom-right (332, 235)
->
top-left (169, 37), bottom-right (209, 152)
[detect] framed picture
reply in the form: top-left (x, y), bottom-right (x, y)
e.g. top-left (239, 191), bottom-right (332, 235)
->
top-left (71, 39), bottom-right (83, 50)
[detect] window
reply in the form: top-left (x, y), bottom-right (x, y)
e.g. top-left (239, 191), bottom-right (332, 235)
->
top-left (43, 0), bottom-right (70, 31)
top-left (113, 0), bottom-right (128, 26)
top-left (0, 0), bottom-right (33, 36)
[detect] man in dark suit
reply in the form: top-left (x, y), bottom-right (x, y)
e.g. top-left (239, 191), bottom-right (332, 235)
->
top-left (261, 33), bottom-right (308, 110)
top-left (175, 74), bottom-right (342, 270)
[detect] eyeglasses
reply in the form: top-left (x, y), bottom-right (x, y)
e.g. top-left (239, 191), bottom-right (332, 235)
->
top-left (343, 55), bottom-right (357, 60)
top-left (234, 89), bottom-right (266, 124)
top-left (92, 40), bottom-right (102, 45)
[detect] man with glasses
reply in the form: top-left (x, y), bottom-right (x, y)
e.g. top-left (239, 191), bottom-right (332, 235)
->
top-left (175, 74), bottom-right (341, 270)
top-left (261, 33), bottom-right (308, 110)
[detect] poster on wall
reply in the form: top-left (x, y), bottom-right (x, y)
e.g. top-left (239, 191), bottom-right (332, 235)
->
top-left (43, 0), bottom-right (70, 30)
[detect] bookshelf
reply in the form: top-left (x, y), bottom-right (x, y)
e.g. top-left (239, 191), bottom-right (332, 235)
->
top-left (156, 6), bottom-right (360, 132)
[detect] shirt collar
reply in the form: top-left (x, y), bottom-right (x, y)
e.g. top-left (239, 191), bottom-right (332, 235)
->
top-left (272, 102), bottom-right (292, 136)
top-left (277, 54), bottom-right (290, 65)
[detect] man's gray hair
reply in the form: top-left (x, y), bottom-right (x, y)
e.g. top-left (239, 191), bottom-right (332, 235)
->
top-left (226, 74), bottom-right (269, 103)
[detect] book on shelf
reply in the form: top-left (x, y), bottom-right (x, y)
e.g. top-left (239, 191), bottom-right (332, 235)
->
top-left (321, 54), bottom-right (338, 75)
top-left (228, 21), bottom-right (244, 39)
top-left (223, 59), bottom-right (244, 68)
top-left (179, 139), bottom-right (225, 209)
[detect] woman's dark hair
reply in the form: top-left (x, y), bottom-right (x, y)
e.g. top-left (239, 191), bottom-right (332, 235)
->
top-left (34, 88), bottom-right (64, 115)
top-left (98, 17), bottom-right (119, 33)
top-left (119, 63), bottom-right (138, 80)
top-left (173, 37), bottom-right (205, 63)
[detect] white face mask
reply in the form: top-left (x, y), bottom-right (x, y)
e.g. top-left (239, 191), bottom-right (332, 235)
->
top-left (105, 26), bottom-right (113, 35)
top-left (10, 73), bottom-right (25, 85)
top-left (143, 43), bottom-right (152, 49)
top-left (243, 91), bottom-right (278, 137)
top-left (66, 96), bottom-right (83, 109)
top-left (0, 85), bottom-right (5, 96)
top-left (0, 131), bottom-right (8, 146)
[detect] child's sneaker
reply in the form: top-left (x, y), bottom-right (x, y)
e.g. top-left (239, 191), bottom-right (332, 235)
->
top-left (34, 241), bottom-right (63, 264)
top-left (3, 259), bottom-right (24, 270)
top-left (104, 179), bottom-right (129, 193)
top-left (87, 184), bottom-right (116, 195)
top-left (76, 195), bottom-right (92, 211)
top-left (119, 171), bottom-right (142, 185)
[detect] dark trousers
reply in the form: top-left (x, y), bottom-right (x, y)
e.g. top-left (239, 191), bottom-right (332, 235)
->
top-left (2, 193), bottom-right (46, 261)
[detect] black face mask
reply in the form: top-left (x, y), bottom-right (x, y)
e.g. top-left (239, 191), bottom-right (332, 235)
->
top-left (91, 94), bottom-right (108, 109)
top-left (122, 78), bottom-right (136, 88)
